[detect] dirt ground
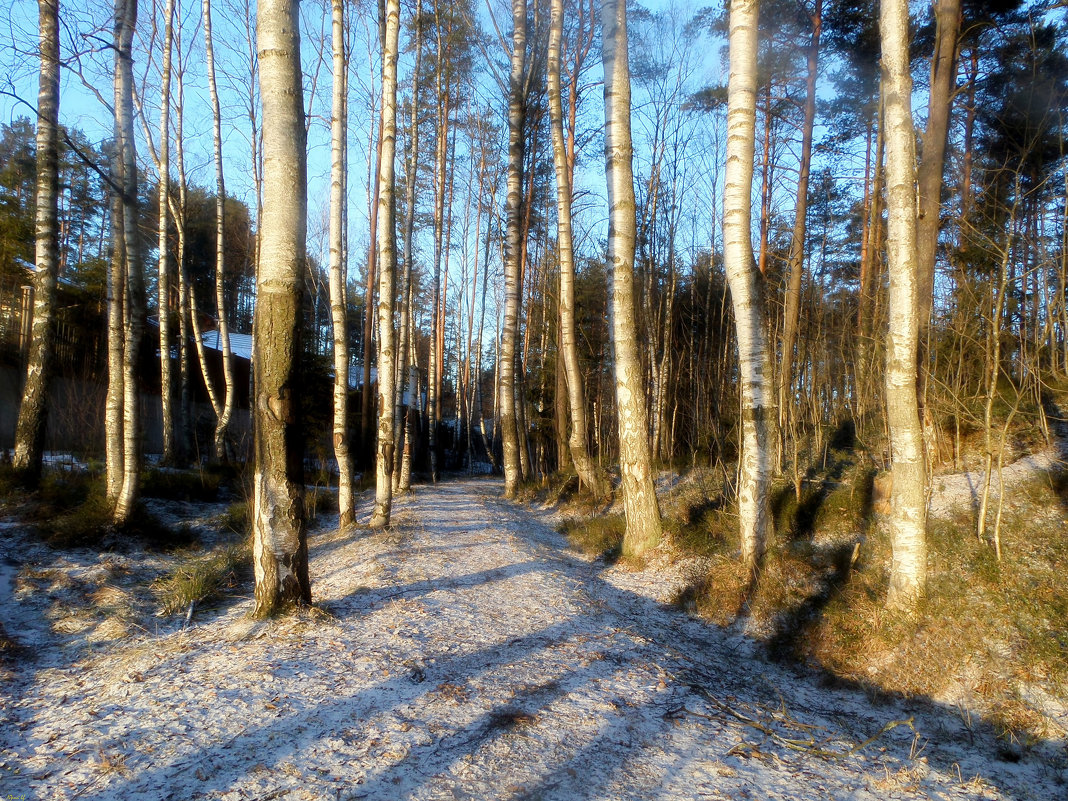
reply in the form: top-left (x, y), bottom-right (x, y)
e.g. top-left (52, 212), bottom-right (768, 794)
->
top-left (1, 478), bottom-right (1065, 800)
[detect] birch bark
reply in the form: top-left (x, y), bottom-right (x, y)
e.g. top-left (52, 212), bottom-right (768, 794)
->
top-left (329, 0), bottom-right (355, 527)
top-left (881, 0), bottom-right (927, 609)
top-left (253, 0), bottom-right (310, 616)
top-left (601, 0), bottom-right (662, 556)
top-left (370, 0), bottom-right (400, 528)
top-left (13, 0), bottom-right (61, 483)
top-left (550, 0), bottom-right (607, 499)
top-left (500, 0), bottom-right (526, 499)
top-left (723, 0), bottom-right (774, 571)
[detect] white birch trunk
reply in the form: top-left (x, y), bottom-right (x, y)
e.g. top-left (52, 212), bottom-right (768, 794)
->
top-left (550, 0), bottom-right (607, 499)
top-left (329, 0), bottom-right (355, 527)
top-left (113, 0), bottom-right (145, 526)
top-left (723, 0), bottom-right (774, 571)
top-left (881, 0), bottom-right (927, 610)
top-left (253, 0), bottom-right (310, 616)
top-left (156, 0), bottom-right (176, 465)
top-left (204, 0), bottom-right (236, 461)
top-left (500, 0), bottom-right (526, 499)
top-left (370, 0), bottom-right (400, 528)
top-left (601, 0), bottom-right (662, 556)
top-left (13, 0), bottom-right (61, 482)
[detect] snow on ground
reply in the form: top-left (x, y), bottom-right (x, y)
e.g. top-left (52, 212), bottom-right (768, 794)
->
top-left (1, 479), bottom-right (1065, 800)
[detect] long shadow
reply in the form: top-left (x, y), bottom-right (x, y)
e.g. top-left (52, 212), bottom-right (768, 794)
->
top-left (2, 477), bottom-right (1063, 801)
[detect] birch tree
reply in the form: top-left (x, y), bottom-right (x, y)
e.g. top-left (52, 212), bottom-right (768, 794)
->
top-left (112, 0), bottom-right (146, 526)
top-left (13, 0), bottom-right (61, 483)
top-left (723, 0), bottom-right (774, 571)
top-left (329, 0), bottom-right (355, 528)
top-left (550, 0), bottom-right (607, 499)
top-left (500, 0), bottom-right (526, 498)
top-left (370, 0), bottom-right (400, 528)
top-left (203, 0), bottom-right (237, 461)
top-left (253, 0), bottom-right (310, 616)
top-left (392, 0), bottom-right (422, 494)
top-left (881, 0), bottom-right (926, 609)
top-left (601, 0), bottom-right (662, 556)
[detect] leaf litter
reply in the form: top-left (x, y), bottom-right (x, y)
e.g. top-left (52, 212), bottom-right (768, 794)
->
top-left (0, 479), bottom-right (1065, 800)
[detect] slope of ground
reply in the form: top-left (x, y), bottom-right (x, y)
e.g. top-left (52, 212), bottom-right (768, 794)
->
top-left (0, 479), bottom-right (1065, 800)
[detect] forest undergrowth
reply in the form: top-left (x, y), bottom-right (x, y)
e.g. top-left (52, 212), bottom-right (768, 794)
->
top-left (550, 426), bottom-right (1068, 753)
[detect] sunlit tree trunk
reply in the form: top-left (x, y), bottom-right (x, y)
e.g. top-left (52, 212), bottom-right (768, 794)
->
top-left (370, 0), bottom-right (400, 528)
top-left (881, 0), bottom-right (926, 610)
top-left (601, 0), bottom-right (662, 556)
top-left (393, 0), bottom-right (422, 494)
top-left (13, 0), bottom-right (61, 483)
top-left (723, 0), bottom-right (774, 571)
top-left (328, 0), bottom-right (355, 527)
top-left (204, 0), bottom-right (236, 461)
top-left (550, 0), bottom-right (607, 498)
top-left (500, 0), bottom-right (526, 498)
top-left (156, 0), bottom-right (177, 465)
top-left (113, 0), bottom-right (145, 526)
top-left (253, 0), bottom-right (310, 616)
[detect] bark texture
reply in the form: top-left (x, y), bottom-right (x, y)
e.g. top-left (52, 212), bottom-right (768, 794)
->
top-left (253, 0), bottom-right (310, 616)
top-left (881, 0), bottom-right (927, 610)
top-left (370, 0), bottom-right (401, 528)
top-left (723, 0), bottom-right (774, 571)
top-left (329, 0), bottom-right (355, 527)
top-left (13, 0), bottom-right (61, 483)
top-left (601, 0), bottom-right (662, 556)
top-left (550, 0), bottom-right (607, 499)
top-left (500, 0), bottom-right (526, 499)
top-left (113, 0), bottom-right (145, 527)
top-left (204, 0), bottom-right (236, 461)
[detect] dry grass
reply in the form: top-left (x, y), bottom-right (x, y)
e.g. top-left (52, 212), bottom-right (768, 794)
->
top-left (558, 514), bottom-right (626, 563)
top-left (153, 539), bottom-right (252, 616)
top-left (799, 472), bottom-right (1068, 745)
top-left (559, 451), bottom-right (1068, 746)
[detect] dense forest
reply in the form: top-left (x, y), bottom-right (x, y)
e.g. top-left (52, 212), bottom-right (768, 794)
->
top-left (2, 0), bottom-right (1067, 624)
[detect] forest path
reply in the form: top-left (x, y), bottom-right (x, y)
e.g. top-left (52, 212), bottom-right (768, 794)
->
top-left (1, 479), bottom-right (1062, 800)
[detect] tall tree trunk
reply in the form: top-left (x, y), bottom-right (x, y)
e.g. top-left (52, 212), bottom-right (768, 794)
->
top-left (601, 0), bottom-right (662, 556)
top-left (253, 0), bottom-right (310, 616)
top-left (329, 0), bottom-right (355, 527)
top-left (778, 0), bottom-right (820, 476)
top-left (105, 185), bottom-right (125, 504)
top-left (174, 19), bottom-right (193, 464)
top-left (500, 0), bottom-right (526, 499)
top-left (393, 0), bottom-right (422, 493)
top-left (156, 0), bottom-right (176, 465)
top-left (204, 0), bottom-right (236, 461)
top-left (13, 0), bottom-right (61, 483)
top-left (916, 0), bottom-right (961, 330)
top-left (113, 0), bottom-right (145, 526)
top-left (370, 0), bottom-right (400, 528)
top-left (723, 0), bottom-right (774, 572)
top-left (550, 0), bottom-right (607, 498)
top-left (881, 0), bottom-right (926, 610)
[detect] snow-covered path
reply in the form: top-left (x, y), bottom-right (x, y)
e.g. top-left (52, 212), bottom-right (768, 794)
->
top-left (1, 479), bottom-right (1062, 800)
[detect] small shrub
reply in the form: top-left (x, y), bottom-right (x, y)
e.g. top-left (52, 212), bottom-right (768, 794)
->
top-left (140, 469), bottom-right (222, 502)
top-left (221, 501), bottom-right (250, 535)
top-left (154, 539), bottom-right (252, 616)
top-left (559, 514), bottom-right (625, 562)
